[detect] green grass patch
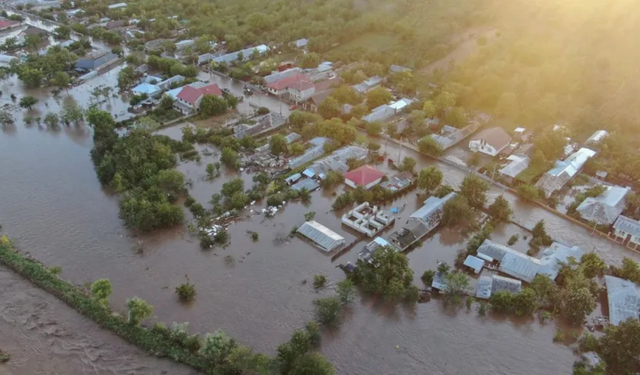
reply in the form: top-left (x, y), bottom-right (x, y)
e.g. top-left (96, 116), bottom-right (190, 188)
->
top-left (0, 242), bottom-right (212, 372)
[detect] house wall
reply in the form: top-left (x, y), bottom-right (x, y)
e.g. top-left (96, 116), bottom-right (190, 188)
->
top-left (345, 179), bottom-right (357, 189)
top-left (193, 95), bottom-right (204, 111)
top-left (631, 235), bottom-right (640, 246)
top-left (289, 87), bottom-right (315, 103)
top-left (469, 139), bottom-right (498, 156)
top-left (364, 178), bottom-right (382, 190)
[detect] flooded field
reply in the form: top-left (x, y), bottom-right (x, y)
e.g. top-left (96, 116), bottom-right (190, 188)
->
top-left (1, 59), bottom-right (638, 374)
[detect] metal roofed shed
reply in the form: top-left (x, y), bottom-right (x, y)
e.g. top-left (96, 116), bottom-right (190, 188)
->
top-left (463, 255), bottom-right (485, 274)
top-left (538, 242), bottom-right (585, 281)
top-left (132, 82), bottom-right (161, 97)
top-left (586, 130), bottom-right (609, 145)
top-left (535, 147), bottom-right (597, 198)
top-left (605, 275), bottom-right (640, 326)
top-left (297, 221), bottom-right (345, 253)
top-left (380, 171), bottom-right (413, 192)
top-left (499, 154), bottom-right (531, 180)
top-left (358, 236), bottom-right (398, 263)
top-left (476, 273), bottom-right (523, 299)
top-left (291, 178), bottom-right (320, 192)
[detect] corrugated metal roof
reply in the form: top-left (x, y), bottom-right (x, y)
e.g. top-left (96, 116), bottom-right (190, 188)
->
top-left (410, 192), bottom-right (456, 223)
top-left (477, 240), bottom-right (541, 283)
top-left (297, 221), bottom-right (345, 252)
top-left (577, 186), bottom-right (628, 225)
top-left (536, 147), bottom-right (596, 196)
top-left (499, 154), bottom-right (530, 178)
top-left (463, 255), bottom-right (484, 274)
top-left (291, 178), bottom-right (319, 192)
top-left (587, 130), bottom-right (609, 144)
top-left (287, 137), bottom-right (329, 169)
top-left (476, 274), bottom-right (493, 299)
top-left (613, 215), bottom-right (640, 238)
top-left (492, 275), bottom-right (522, 294)
top-left (132, 82), bottom-right (161, 96)
top-left (308, 146), bottom-right (367, 176)
top-left (538, 242), bottom-right (585, 280)
top-left (605, 275), bottom-right (640, 325)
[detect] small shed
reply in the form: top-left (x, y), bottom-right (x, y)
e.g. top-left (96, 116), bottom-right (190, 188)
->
top-left (463, 255), bottom-right (485, 274)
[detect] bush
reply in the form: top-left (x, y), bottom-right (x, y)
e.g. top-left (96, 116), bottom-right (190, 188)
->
top-left (257, 107), bottom-right (269, 115)
top-left (553, 330), bottom-right (565, 343)
top-left (313, 274), bottom-right (327, 289)
top-left (313, 297), bottom-right (341, 325)
top-left (421, 270), bottom-right (435, 285)
top-left (507, 234), bottom-right (519, 246)
top-left (251, 232), bottom-right (259, 241)
top-left (176, 282), bottom-right (196, 302)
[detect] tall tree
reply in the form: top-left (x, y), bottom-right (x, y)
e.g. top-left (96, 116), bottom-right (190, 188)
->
top-left (18, 95), bottom-right (38, 109)
top-left (460, 174), bottom-right (489, 208)
top-left (417, 166), bottom-right (443, 192)
top-left (365, 86), bottom-right (392, 110)
top-left (488, 195), bottom-right (512, 223)
top-left (269, 134), bottom-right (288, 156)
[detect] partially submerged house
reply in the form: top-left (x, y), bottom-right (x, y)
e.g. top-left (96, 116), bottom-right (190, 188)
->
top-left (535, 148), bottom-right (597, 198)
top-left (173, 82), bottom-right (223, 114)
top-left (304, 146), bottom-right (368, 178)
top-left (233, 112), bottom-right (287, 138)
top-left (358, 237), bottom-right (399, 263)
top-left (75, 50), bottom-right (118, 71)
top-left (468, 127), bottom-right (512, 156)
top-left (586, 130), bottom-right (609, 146)
top-left (380, 172), bottom-right (413, 192)
top-left (341, 202), bottom-right (394, 237)
top-left (0, 19), bottom-right (20, 31)
top-left (476, 273), bottom-right (522, 299)
top-left (266, 73), bottom-right (312, 97)
top-left (576, 185), bottom-right (629, 225)
top-left (287, 137), bottom-right (330, 170)
top-left (362, 98), bottom-right (412, 123)
top-left (605, 275), bottom-right (640, 326)
top-left (463, 255), bottom-right (485, 274)
top-left (209, 44), bottom-right (269, 66)
top-left (297, 220), bottom-right (345, 253)
top-left (344, 165), bottom-right (386, 190)
top-left (132, 82), bottom-right (161, 97)
top-left (388, 192), bottom-right (456, 251)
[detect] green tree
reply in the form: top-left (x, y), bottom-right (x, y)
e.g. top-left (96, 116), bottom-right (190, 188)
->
top-left (422, 100), bottom-right (437, 118)
top-left (230, 191), bottom-right (249, 209)
top-left (269, 134), bottom-right (288, 155)
top-left (490, 290), bottom-right (514, 313)
top-left (513, 288), bottom-right (538, 316)
top-left (54, 25), bottom-right (71, 39)
top-left (290, 353), bottom-right (335, 375)
top-left (444, 106), bottom-right (467, 128)
top-left (460, 174), bottom-right (489, 208)
top-left (200, 95), bottom-right (228, 117)
top-left (335, 279), bottom-right (355, 304)
top-left (90, 278), bottom-right (112, 307)
top-left (159, 95), bottom-right (174, 111)
top-left (417, 166), bottom-right (443, 192)
top-left (517, 184), bottom-right (540, 200)
top-left (43, 112), bottom-right (60, 127)
top-left (443, 271), bottom-right (470, 304)
top-left (19, 95), bottom-right (38, 109)
top-left (117, 66), bottom-right (135, 90)
top-left (200, 330), bottom-right (236, 363)
top-left (529, 274), bottom-right (558, 309)
top-left (398, 156), bottom-right (416, 173)
top-left (353, 246), bottom-right (419, 301)
top-left (531, 220), bottom-right (553, 247)
top-left (17, 66), bottom-right (44, 87)
top-left (313, 296), bottom-right (341, 325)
top-left (365, 121), bottom-right (382, 136)
top-left (221, 178), bottom-right (244, 198)
top-left (488, 195), bottom-right (512, 223)
top-left (125, 297), bottom-right (153, 325)
top-left (221, 147), bottom-right (239, 169)
top-left (418, 136), bottom-right (444, 157)
top-left (580, 252), bottom-right (606, 278)
top-left (175, 282), bottom-right (196, 301)
top-left (365, 86), bottom-right (392, 110)
top-left (598, 319), bottom-right (640, 374)
top-left (51, 71), bottom-right (71, 92)
top-left (562, 281), bottom-right (596, 325)
top-left (300, 52), bottom-right (320, 68)
top-left (61, 100), bottom-right (84, 124)
top-left (441, 194), bottom-right (473, 226)
top-left (536, 130), bottom-right (567, 161)
top-left (386, 122), bottom-right (398, 138)
top-left (318, 96), bottom-right (341, 119)
top-left (290, 142), bottom-right (306, 156)
top-left (330, 85), bottom-right (359, 105)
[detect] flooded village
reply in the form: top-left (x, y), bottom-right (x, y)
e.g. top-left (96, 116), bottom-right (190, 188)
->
top-left (1, 2), bottom-right (640, 375)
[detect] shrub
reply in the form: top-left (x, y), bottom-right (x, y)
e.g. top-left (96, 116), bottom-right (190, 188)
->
top-left (176, 282), bottom-right (196, 302)
top-left (553, 330), bottom-right (565, 343)
top-left (421, 270), bottom-right (436, 285)
top-left (313, 274), bottom-right (327, 289)
top-left (313, 297), bottom-right (341, 325)
top-left (126, 297), bottom-right (153, 325)
top-left (251, 232), bottom-right (259, 241)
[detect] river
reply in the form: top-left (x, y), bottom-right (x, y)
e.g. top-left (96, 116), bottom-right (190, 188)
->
top-left (2, 63), bottom-right (638, 374)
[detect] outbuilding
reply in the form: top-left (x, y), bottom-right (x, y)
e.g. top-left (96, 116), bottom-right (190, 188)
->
top-left (297, 221), bottom-right (345, 253)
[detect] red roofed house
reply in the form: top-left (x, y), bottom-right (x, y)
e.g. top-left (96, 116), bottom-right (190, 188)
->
top-left (175, 82), bottom-right (223, 114)
top-left (344, 165), bottom-right (386, 190)
top-left (0, 19), bottom-right (20, 31)
top-left (267, 73), bottom-right (310, 96)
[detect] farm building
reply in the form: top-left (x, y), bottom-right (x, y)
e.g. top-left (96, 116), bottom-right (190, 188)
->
top-left (297, 221), bottom-right (345, 253)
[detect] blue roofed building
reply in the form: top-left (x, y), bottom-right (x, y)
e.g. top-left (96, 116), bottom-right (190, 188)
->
top-left (132, 82), bottom-right (161, 97)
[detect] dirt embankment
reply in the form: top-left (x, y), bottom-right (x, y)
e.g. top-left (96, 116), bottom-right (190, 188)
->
top-left (0, 267), bottom-right (197, 375)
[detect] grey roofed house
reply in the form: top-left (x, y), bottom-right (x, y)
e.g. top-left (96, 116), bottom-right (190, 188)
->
top-left (297, 220), bottom-right (345, 252)
top-left (144, 39), bottom-right (167, 51)
top-left (538, 242), bottom-right (585, 281)
top-left (353, 75), bottom-right (383, 93)
top-left (586, 130), bottom-right (609, 145)
top-left (306, 145), bottom-right (368, 176)
top-left (291, 178), bottom-right (320, 192)
top-left (431, 271), bottom-right (448, 291)
top-left (499, 154), bottom-right (531, 179)
top-left (605, 275), bottom-right (640, 326)
top-left (134, 64), bottom-right (148, 75)
top-left (212, 44), bottom-right (269, 65)
top-left (469, 127), bottom-right (512, 154)
top-left (389, 64), bottom-right (411, 73)
top-left (576, 185), bottom-right (629, 225)
top-left (362, 104), bottom-right (395, 123)
top-left (234, 112), bottom-right (287, 139)
top-left (287, 137), bottom-right (330, 169)
top-left (535, 147), bottom-right (597, 198)
top-left (477, 240), bottom-right (541, 283)
top-left (613, 215), bottom-right (640, 238)
top-left (380, 171), bottom-right (413, 192)
top-left (476, 273), bottom-right (522, 299)
top-left (75, 50), bottom-right (118, 70)
top-left (409, 192), bottom-right (456, 227)
top-left (264, 68), bottom-right (302, 84)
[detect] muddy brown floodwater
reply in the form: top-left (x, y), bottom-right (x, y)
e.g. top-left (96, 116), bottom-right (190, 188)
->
top-left (3, 67), bottom-right (640, 374)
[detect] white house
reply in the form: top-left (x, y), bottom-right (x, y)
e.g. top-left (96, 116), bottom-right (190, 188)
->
top-left (613, 215), bottom-right (640, 247)
top-left (469, 127), bottom-right (512, 156)
top-left (288, 80), bottom-right (315, 103)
